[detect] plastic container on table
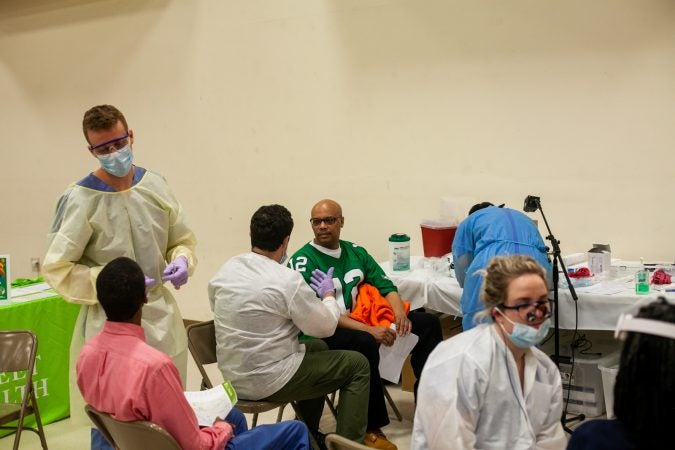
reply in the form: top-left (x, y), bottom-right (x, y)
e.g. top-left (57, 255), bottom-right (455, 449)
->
top-left (388, 234), bottom-right (411, 272)
top-left (420, 221), bottom-right (457, 257)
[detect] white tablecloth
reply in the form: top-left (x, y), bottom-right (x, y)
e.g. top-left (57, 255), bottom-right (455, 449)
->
top-left (380, 256), bottom-right (462, 316)
top-left (557, 264), bottom-right (674, 329)
top-left (381, 257), bottom-right (675, 330)
top-left (556, 289), bottom-right (663, 330)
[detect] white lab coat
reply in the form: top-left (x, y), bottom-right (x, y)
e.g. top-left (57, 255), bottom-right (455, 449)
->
top-left (209, 252), bottom-right (340, 400)
top-left (44, 169), bottom-right (196, 424)
top-left (412, 324), bottom-right (566, 450)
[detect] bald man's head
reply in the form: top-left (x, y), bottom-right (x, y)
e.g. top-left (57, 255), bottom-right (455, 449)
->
top-left (311, 199), bottom-right (342, 217)
top-left (309, 199), bottom-right (344, 249)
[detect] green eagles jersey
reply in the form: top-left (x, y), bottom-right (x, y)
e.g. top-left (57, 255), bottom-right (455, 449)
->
top-left (289, 240), bottom-right (398, 311)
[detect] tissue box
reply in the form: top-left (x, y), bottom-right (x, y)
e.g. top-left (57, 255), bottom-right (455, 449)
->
top-left (588, 244), bottom-right (611, 277)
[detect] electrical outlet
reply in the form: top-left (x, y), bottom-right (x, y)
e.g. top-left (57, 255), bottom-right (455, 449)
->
top-left (31, 257), bottom-right (41, 275)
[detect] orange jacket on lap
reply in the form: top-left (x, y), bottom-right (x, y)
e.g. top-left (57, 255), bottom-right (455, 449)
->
top-left (349, 283), bottom-right (410, 327)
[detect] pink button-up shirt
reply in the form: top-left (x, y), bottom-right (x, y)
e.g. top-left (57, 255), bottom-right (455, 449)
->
top-left (77, 321), bottom-right (233, 450)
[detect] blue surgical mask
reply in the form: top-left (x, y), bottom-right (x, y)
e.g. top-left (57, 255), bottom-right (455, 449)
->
top-left (279, 252), bottom-right (288, 265)
top-left (496, 309), bottom-right (551, 348)
top-left (97, 145), bottom-right (133, 177)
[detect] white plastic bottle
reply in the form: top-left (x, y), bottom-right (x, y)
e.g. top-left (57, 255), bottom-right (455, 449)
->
top-left (389, 234), bottom-right (410, 271)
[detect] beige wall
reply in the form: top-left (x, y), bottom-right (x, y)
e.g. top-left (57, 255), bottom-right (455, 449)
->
top-left (1, 0), bottom-right (674, 320)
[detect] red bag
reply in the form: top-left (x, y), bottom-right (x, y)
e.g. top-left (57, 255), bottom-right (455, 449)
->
top-left (651, 269), bottom-right (672, 285)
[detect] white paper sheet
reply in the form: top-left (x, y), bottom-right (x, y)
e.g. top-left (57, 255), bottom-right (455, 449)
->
top-left (184, 381), bottom-right (238, 427)
top-left (11, 282), bottom-right (53, 296)
top-left (378, 325), bottom-right (419, 384)
top-left (9, 282), bottom-right (57, 303)
top-left (575, 281), bottom-right (632, 295)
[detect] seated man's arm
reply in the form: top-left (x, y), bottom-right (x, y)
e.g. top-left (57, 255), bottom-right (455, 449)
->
top-left (150, 361), bottom-right (234, 450)
top-left (384, 291), bottom-right (413, 336)
top-left (358, 249), bottom-right (412, 336)
top-left (289, 277), bottom-right (341, 338)
top-left (337, 314), bottom-right (397, 346)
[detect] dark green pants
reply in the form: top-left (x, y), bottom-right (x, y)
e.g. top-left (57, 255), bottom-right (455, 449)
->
top-left (263, 339), bottom-right (370, 442)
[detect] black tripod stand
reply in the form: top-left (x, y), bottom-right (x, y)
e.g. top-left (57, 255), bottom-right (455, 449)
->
top-left (523, 195), bottom-right (584, 433)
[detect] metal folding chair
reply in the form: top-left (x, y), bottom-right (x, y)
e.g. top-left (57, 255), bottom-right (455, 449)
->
top-left (325, 432), bottom-right (373, 450)
top-left (185, 320), bottom-right (288, 426)
top-left (85, 405), bottom-right (181, 450)
top-left (0, 330), bottom-right (48, 450)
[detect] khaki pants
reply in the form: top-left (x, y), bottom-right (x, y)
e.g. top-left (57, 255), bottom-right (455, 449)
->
top-left (263, 339), bottom-right (370, 442)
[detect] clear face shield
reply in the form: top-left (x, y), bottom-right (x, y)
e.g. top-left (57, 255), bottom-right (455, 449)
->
top-left (614, 314), bottom-right (675, 341)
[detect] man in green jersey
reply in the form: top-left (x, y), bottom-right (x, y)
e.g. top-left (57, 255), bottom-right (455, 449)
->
top-left (289, 199), bottom-right (442, 450)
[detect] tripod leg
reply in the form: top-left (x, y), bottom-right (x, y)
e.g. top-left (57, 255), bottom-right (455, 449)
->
top-left (562, 411), bottom-right (585, 434)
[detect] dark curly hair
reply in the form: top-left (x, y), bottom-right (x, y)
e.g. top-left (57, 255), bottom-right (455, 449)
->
top-left (250, 204), bottom-right (294, 252)
top-left (96, 257), bottom-right (145, 322)
top-left (614, 297), bottom-right (674, 449)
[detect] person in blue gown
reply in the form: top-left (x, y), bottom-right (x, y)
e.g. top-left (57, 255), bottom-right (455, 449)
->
top-left (452, 202), bottom-right (551, 330)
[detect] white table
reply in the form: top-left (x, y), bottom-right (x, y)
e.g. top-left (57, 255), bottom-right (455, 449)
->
top-left (557, 262), bottom-right (674, 330)
top-left (380, 257), bottom-right (675, 330)
top-left (380, 256), bottom-right (462, 316)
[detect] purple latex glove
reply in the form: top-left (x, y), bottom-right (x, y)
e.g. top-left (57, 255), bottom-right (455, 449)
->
top-left (162, 256), bottom-right (189, 289)
top-left (310, 267), bottom-right (335, 298)
top-left (144, 275), bottom-right (156, 290)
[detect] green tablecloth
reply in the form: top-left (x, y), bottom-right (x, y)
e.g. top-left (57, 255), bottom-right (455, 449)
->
top-left (0, 290), bottom-right (80, 437)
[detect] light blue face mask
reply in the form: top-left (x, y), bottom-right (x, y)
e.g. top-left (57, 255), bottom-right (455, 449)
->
top-left (97, 145), bottom-right (133, 177)
top-left (496, 309), bottom-right (551, 348)
top-left (279, 252), bottom-right (288, 265)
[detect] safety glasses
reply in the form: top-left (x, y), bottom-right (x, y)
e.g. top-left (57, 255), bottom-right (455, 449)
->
top-left (499, 300), bottom-right (552, 323)
top-left (309, 216), bottom-right (341, 226)
top-left (89, 134), bottom-right (129, 157)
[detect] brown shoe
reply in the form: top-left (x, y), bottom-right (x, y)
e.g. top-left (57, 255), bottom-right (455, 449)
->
top-left (363, 429), bottom-right (397, 450)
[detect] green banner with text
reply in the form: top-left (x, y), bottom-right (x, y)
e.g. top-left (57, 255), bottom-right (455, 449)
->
top-left (0, 294), bottom-right (80, 438)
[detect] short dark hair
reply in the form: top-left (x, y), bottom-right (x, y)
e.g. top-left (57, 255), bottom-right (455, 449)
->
top-left (614, 297), bottom-right (674, 449)
top-left (468, 202), bottom-right (494, 215)
top-left (82, 105), bottom-right (128, 143)
top-left (250, 205), bottom-right (294, 252)
top-left (96, 257), bottom-right (145, 322)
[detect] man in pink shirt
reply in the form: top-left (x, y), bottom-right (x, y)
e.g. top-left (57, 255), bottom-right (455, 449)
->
top-left (77, 256), bottom-right (310, 450)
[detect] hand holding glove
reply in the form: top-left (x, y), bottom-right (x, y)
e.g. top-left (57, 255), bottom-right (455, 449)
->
top-left (162, 256), bottom-right (189, 289)
top-left (310, 267), bottom-right (335, 298)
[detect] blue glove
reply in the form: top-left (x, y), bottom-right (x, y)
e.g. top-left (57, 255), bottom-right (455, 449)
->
top-left (144, 275), bottom-right (156, 290)
top-left (162, 256), bottom-right (189, 289)
top-left (310, 267), bottom-right (335, 298)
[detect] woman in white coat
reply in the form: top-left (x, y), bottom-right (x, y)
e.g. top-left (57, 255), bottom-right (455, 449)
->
top-left (412, 255), bottom-right (566, 450)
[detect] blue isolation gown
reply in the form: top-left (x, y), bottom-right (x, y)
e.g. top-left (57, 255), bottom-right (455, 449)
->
top-left (452, 206), bottom-right (551, 330)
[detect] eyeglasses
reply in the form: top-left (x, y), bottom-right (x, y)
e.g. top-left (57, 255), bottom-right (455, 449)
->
top-left (499, 300), bottom-right (552, 323)
top-left (309, 216), bottom-right (341, 226)
top-left (89, 134), bottom-right (130, 157)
